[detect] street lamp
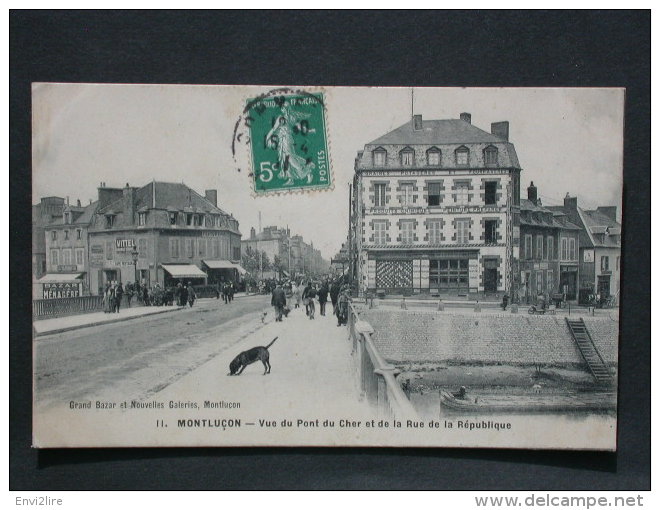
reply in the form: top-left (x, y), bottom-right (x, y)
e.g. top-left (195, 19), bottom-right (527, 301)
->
top-left (131, 248), bottom-right (139, 284)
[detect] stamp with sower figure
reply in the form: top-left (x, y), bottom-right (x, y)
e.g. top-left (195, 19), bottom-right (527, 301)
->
top-left (244, 90), bottom-right (332, 194)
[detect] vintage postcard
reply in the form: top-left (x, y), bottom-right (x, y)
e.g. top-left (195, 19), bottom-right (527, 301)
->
top-left (32, 84), bottom-right (623, 449)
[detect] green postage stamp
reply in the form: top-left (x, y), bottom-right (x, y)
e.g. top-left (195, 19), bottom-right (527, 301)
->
top-left (246, 91), bottom-right (332, 194)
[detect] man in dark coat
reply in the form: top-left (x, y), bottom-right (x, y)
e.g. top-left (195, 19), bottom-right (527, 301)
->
top-left (114, 282), bottom-right (124, 313)
top-left (318, 281), bottom-right (329, 316)
top-left (330, 279), bottom-right (341, 314)
top-left (271, 284), bottom-right (287, 322)
top-left (180, 283), bottom-right (188, 307)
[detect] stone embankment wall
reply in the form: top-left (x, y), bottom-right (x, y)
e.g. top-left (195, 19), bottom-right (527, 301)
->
top-left (360, 310), bottom-right (618, 365)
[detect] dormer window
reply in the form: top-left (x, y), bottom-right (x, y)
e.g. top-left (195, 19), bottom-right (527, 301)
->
top-left (105, 214), bottom-right (115, 228)
top-left (169, 211), bottom-right (178, 225)
top-left (215, 215), bottom-right (222, 227)
top-left (484, 145), bottom-right (498, 166)
top-left (373, 148), bottom-right (387, 167)
top-left (455, 146), bottom-right (469, 166)
top-left (400, 147), bottom-right (414, 167)
top-left (194, 214), bottom-right (204, 227)
top-left (427, 147), bottom-right (441, 166)
top-left (64, 230), bottom-right (69, 240)
top-left (64, 212), bottom-right (71, 224)
top-left (186, 213), bottom-right (193, 226)
top-left (138, 212), bottom-right (147, 226)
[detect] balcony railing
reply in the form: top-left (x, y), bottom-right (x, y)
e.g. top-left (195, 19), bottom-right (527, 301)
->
top-left (347, 302), bottom-right (418, 421)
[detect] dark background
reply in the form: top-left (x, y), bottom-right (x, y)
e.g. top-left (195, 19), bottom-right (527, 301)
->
top-left (10, 10), bottom-right (650, 490)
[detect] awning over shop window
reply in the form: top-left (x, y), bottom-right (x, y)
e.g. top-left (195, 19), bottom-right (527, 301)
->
top-left (232, 263), bottom-right (247, 275)
top-left (161, 264), bottom-right (207, 279)
top-left (203, 260), bottom-right (235, 270)
top-left (37, 273), bottom-right (84, 283)
top-left (203, 260), bottom-right (247, 275)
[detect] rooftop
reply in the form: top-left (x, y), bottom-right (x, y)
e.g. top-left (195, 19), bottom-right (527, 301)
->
top-left (367, 119), bottom-right (506, 146)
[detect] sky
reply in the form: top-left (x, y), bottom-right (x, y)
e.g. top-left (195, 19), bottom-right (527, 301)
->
top-left (32, 84), bottom-right (624, 259)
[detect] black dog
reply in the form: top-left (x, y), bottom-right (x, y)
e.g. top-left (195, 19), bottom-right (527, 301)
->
top-left (228, 337), bottom-right (278, 376)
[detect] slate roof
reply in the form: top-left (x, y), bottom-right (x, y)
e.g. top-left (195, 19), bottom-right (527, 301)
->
top-left (580, 209), bottom-right (621, 248)
top-left (368, 119), bottom-right (506, 146)
top-left (49, 201), bottom-right (99, 226)
top-left (520, 199), bottom-right (581, 230)
top-left (97, 182), bottom-right (228, 216)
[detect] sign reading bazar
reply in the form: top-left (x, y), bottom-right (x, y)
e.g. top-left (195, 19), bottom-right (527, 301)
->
top-left (43, 282), bottom-right (80, 299)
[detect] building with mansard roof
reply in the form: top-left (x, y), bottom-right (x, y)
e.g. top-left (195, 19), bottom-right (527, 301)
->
top-left (548, 196), bottom-right (621, 304)
top-left (519, 182), bottom-right (581, 304)
top-left (351, 112), bottom-right (522, 299)
top-left (87, 181), bottom-right (243, 293)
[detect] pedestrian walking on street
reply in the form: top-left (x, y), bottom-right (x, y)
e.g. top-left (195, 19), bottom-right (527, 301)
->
top-left (180, 283), bottom-right (188, 307)
top-left (330, 279), bottom-right (341, 314)
top-left (336, 286), bottom-right (351, 326)
top-left (102, 282), bottom-right (113, 313)
top-left (187, 283), bottom-right (196, 307)
top-left (302, 282), bottom-right (317, 320)
top-left (115, 282), bottom-right (124, 313)
top-left (142, 284), bottom-right (150, 306)
top-left (222, 282), bottom-right (230, 304)
top-left (318, 281), bottom-right (329, 316)
top-left (271, 284), bottom-right (287, 322)
top-left (228, 282), bottom-right (235, 302)
top-left (125, 282), bottom-right (134, 308)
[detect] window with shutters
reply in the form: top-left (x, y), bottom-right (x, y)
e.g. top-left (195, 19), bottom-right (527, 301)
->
top-left (546, 236), bottom-right (554, 260)
top-left (455, 219), bottom-right (470, 244)
top-left (138, 238), bottom-right (147, 259)
top-left (400, 220), bottom-right (415, 244)
top-left (525, 234), bottom-right (533, 259)
top-left (373, 221), bottom-right (388, 244)
top-left (427, 220), bottom-right (443, 244)
top-left (170, 238), bottom-right (179, 258)
top-left (536, 235), bottom-right (543, 260)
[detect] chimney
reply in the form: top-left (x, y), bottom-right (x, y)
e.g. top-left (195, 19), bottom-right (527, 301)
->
top-left (413, 114), bottom-right (423, 131)
top-left (460, 112), bottom-right (471, 124)
top-left (491, 121), bottom-right (509, 141)
top-left (76, 199), bottom-right (81, 207)
top-left (123, 185), bottom-right (136, 225)
top-left (564, 193), bottom-right (578, 211)
top-left (205, 189), bottom-right (218, 207)
top-left (596, 206), bottom-right (617, 222)
top-left (98, 186), bottom-right (124, 209)
top-left (527, 181), bottom-right (538, 205)
top-left (250, 227), bottom-right (256, 239)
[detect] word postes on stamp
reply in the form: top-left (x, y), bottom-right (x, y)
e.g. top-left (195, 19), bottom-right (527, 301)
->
top-left (245, 91), bottom-right (332, 195)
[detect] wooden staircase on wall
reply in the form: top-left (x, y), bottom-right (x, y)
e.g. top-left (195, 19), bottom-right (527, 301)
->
top-left (565, 318), bottom-right (612, 383)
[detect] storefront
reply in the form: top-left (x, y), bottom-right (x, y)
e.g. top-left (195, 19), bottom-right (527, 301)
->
top-left (559, 264), bottom-right (578, 301)
top-left (37, 273), bottom-right (85, 299)
top-left (202, 260), bottom-right (247, 284)
top-left (161, 264), bottom-right (208, 287)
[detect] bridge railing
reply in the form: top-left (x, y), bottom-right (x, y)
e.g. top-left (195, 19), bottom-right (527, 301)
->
top-left (33, 296), bottom-right (104, 320)
top-left (347, 302), bottom-right (418, 421)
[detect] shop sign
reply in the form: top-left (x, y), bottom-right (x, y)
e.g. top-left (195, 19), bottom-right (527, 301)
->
top-left (583, 249), bottom-right (594, 263)
top-left (43, 282), bottom-right (80, 299)
top-left (561, 266), bottom-right (578, 272)
top-left (114, 260), bottom-right (136, 267)
top-left (115, 238), bottom-right (136, 252)
top-left (91, 244), bottom-right (103, 254)
top-left (89, 254), bottom-right (104, 268)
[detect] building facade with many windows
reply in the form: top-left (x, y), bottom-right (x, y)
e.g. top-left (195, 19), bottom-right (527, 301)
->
top-left (88, 181), bottom-right (241, 293)
top-left (352, 113), bottom-right (522, 298)
top-left (519, 183), bottom-right (581, 304)
top-left (549, 195), bottom-right (621, 304)
top-left (39, 199), bottom-right (99, 298)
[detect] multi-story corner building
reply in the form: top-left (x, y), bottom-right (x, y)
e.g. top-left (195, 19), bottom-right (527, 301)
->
top-left (519, 182), bottom-right (581, 304)
top-left (32, 196), bottom-right (65, 297)
top-left (88, 181), bottom-right (242, 293)
top-left (549, 195), bottom-right (621, 304)
top-left (39, 199), bottom-right (99, 298)
top-left (352, 113), bottom-right (522, 299)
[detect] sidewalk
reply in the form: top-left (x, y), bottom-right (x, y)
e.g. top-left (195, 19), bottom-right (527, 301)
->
top-left (154, 303), bottom-right (374, 431)
top-left (33, 304), bottom-right (185, 337)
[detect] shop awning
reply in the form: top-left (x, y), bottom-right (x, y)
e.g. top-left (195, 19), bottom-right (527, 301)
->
top-left (161, 264), bottom-right (207, 278)
top-left (37, 273), bottom-right (84, 283)
top-left (203, 260), bottom-right (247, 275)
top-left (203, 259), bottom-right (235, 270)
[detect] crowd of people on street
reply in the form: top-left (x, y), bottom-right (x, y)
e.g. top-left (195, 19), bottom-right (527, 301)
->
top-left (102, 280), bottom-right (203, 312)
top-left (270, 276), bottom-right (353, 326)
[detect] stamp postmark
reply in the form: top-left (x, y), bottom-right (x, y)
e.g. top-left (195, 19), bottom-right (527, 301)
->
top-left (240, 90), bottom-right (332, 195)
